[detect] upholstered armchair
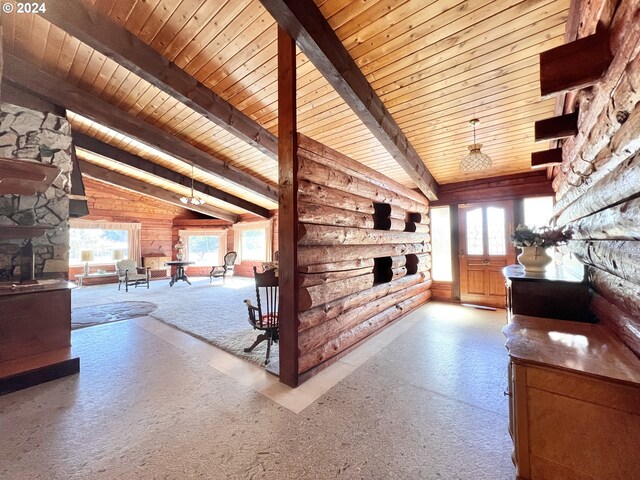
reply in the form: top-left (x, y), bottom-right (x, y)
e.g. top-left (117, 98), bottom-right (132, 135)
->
top-left (209, 251), bottom-right (237, 285)
top-left (116, 259), bottom-right (150, 292)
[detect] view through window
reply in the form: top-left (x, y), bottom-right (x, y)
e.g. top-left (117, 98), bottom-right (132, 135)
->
top-left (69, 228), bottom-right (128, 264)
top-left (430, 206), bottom-right (452, 282)
top-left (186, 235), bottom-right (220, 266)
top-left (523, 196), bottom-right (554, 228)
top-left (241, 229), bottom-right (267, 261)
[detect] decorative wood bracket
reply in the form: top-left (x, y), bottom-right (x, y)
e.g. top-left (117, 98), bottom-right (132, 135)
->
top-left (531, 148), bottom-right (563, 169)
top-left (534, 111), bottom-right (579, 142)
top-left (540, 29), bottom-right (613, 98)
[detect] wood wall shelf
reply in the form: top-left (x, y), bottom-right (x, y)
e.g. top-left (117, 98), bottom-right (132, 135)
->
top-left (0, 157), bottom-right (61, 196)
top-left (0, 225), bottom-right (59, 240)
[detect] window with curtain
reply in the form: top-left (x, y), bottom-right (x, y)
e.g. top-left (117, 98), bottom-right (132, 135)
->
top-left (69, 219), bottom-right (141, 265)
top-left (241, 229), bottom-right (267, 261)
top-left (232, 220), bottom-right (273, 263)
top-left (179, 230), bottom-right (226, 266)
top-left (69, 228), bottom-right (128, 265)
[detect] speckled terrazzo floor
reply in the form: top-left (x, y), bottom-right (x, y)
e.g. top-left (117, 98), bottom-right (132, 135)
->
top-left (0, 302), bottom-right (515, 479)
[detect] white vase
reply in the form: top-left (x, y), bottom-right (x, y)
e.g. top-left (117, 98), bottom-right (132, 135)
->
top-left (517, 246), bottom-right (552, 272)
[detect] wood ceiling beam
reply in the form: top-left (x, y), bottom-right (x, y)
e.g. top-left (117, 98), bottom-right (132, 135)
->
top-left (77, 159), bottom-right (238, 222)
top-left (39, 0), bottom-right (278, 162)
top-left (259, 0), bottom-right (439, 201)
top-left (73, 132), bottom-right (269, 218)
top-left (3, 54), bottom-right (277, 203)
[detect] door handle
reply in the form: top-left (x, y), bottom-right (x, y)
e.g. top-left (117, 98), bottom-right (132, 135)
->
top-left (460, 249), bottom-right (465, 257)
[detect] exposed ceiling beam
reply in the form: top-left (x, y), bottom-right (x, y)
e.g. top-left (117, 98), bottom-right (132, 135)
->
top-left (39, 0), bottom-right (278, 161)
top-left (260, 0), bottom-right (439, 200)
top-left (77, 159), bottom-right (238, 222)
top-left (3, 54), bottom-right (277, 203)
top-left (73, 132), bottom-right (269, 218)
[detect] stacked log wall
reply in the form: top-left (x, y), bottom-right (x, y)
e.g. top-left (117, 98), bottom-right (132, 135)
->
top-left (296, 134), bottom-right (432, 374)
top-left (552, 0), bottom-right (640, 357)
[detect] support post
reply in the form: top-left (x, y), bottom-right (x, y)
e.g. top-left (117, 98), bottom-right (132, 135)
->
top-left (277, 27), bottom-right (299, 387)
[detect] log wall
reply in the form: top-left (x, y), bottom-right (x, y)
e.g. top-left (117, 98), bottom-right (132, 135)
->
top-left (552, 0), bottom-right (640, 358)
top-left (296, 134), bottom-right (432, 375)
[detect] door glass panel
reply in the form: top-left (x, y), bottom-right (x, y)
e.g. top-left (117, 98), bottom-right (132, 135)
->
top-left (487, 207), bottom-right (506, 255)
top-left (466, 208), bottom-right (483, 255)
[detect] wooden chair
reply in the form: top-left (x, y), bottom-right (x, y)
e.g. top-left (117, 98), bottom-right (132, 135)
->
top-left (116, 259), bottom-right (150, 292)
top-left (209, 251), bottom-right (237, 284)
top-left (244, 266), bottom-right (279, 365)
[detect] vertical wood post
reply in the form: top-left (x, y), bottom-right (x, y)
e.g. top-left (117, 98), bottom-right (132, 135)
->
top-left (277, 26), bottom-right (299, 387)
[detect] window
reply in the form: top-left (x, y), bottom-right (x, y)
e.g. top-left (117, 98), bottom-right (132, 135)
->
top-left (232, 220), bottom-right (273, 263)
top-left (180, 230), bottom-right (226, 266)
top-left (69, 228), bottom-right (128, 264)
top-left (241, 229), bottom-right (267, 261)
top-left (430, 206), bottom-right (452, 282)
top-left (186, 235), bottom-right (220, 266)
top-left (523, 196), bottom-right (554, 228)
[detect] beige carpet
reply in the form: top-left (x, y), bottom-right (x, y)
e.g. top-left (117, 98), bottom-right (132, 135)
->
top-left (72, 277), bottom-right (277, 366)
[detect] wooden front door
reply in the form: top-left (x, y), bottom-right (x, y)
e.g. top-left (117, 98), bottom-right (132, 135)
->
top-left (459, 201), bottom-right (515, 308)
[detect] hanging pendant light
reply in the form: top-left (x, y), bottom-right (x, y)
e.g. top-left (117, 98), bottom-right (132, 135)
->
top-left (180, 165), bottom-right (205, 206)
top-left (459, 118), bottom-right (492, 172)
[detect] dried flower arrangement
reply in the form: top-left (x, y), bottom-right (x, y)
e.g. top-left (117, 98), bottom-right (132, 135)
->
top-left (510, 224), bottom-right (573, 248)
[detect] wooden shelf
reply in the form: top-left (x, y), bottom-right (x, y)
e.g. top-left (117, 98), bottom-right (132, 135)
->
top-left (0, 157), bottom-right (61, 196)
top-left (0, 225), bottom-right (59, 240)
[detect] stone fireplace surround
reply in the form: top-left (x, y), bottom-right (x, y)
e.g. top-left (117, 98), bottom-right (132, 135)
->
top-left (0, 102), bottom-right (72, 280)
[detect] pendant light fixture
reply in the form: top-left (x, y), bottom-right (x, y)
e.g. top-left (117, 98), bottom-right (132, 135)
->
top-left (180, 165), bottom-right (205, 206)
top-left (459, 118), bottom-right (492, 172)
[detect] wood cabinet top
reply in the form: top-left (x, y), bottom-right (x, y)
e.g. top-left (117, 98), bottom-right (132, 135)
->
top-left (0, 280), bottom-right (74, 297)
top-left (504, 315), bottom-right (640, 386)
top-left (503, 264), bottom-right (585, 283)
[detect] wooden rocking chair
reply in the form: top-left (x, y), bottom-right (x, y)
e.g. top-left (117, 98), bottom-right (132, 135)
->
top-left (244, 266), bottom-right (279, 365)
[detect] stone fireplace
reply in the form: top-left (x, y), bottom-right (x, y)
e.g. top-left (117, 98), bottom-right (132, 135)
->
top-left (0, 102), bottom-right (72, 280)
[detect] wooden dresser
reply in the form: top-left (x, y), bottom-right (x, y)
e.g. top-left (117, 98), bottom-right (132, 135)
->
top-left (503, 316), bottom-right (640, 479)
top-left (503, 265), bottom-right (591, 322)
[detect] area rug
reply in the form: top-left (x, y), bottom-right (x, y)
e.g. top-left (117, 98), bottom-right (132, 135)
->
top-left (72, 277), bottom-right (278, 366)
top-left (72, 301), bottom-right (157, 329)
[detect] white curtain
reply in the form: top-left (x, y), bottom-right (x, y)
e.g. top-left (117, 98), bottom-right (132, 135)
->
top-left (70, 219), bottom-right (142, 264)
top-left (232, 219), bottom-right (273, 263)
top-left (178, 229), bottom-right (227, 265)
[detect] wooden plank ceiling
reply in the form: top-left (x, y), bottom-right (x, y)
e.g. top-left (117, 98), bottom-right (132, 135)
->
top-left (2, 0), bottom-right (568, 217)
